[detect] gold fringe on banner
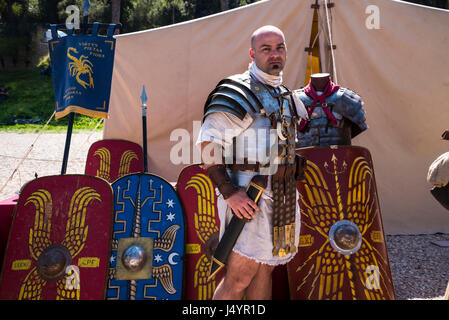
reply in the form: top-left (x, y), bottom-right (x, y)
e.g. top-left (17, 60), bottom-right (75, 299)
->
top-left (55, 105), bottom-right (109, 120)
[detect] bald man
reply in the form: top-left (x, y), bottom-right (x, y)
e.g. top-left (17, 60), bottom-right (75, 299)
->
top-left (196, 25), bottom-right (304, 299)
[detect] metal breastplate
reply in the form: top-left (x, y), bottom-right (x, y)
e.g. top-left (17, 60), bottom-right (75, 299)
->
top-left (295, 87), bottom-right (367, 147)
top-left (218, 72), bottom-right (296, 167)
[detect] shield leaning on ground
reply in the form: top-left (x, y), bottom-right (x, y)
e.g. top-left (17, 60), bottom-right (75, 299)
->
top-left (85, 139), bottom-right (143, 183)
top-left (176, 164), bottom-right (225, 300)
top-left (106, 173), bottom-right (184, 300)
top-left (287, 146), bottom-right (396, 300)
top-left (0, 175), bottom-right (113, 300)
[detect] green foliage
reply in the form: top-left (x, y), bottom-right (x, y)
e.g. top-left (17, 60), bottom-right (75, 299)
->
top-left (0, 68), bottom-right (103, 131)
top-left (0, 0), bottom-right (262, 132)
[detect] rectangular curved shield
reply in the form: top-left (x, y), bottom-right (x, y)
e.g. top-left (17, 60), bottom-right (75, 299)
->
top-left (176, 164), bottom-right (225, 300)
top-left (287, 146), bottom-right (396, 300)
top-left (0, 175), bottom-right (113, 300)
top-left (106, 173), bottom-right (184, 300)
top-left (84, 139), bottom-right (143, 183)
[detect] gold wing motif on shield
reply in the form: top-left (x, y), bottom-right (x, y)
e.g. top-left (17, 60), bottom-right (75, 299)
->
top-left (25, 189), bottom-right (53, 261)
top-left (19, 187), bottom-right (100, 300)
top-left (186, 172), bottom-right (219, 300)
top-left (118, 150), bottom-right (139, 178)
top-left (153, 224), bottom-right (180, 252)
top-left (19, 190), bottom-right (53, 300)
top-left (94, 147), bottom-right (111, 181)
top-left (57, 187), bottom-right (101, 300)
top-left (61, 187), bottom-right (101, 258)
top-left (152, 264), bottom-right (176, 294)
top-left (297, 156), bottom-right (392, 300)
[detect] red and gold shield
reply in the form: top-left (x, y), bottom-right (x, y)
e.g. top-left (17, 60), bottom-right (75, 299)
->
top-left (0, 195), bottom-right (18, 269)
top-left (0, 175), bottom-right (113, 300)
top-left (84, 139), bottom-right (143, 183)
top-left (287, 146), bottom-right (395, 300)
top-left (176, 164), bottom-right (224, 300)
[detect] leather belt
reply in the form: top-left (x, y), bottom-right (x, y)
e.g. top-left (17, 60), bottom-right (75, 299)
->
top-left (225, 163), bottom-right (270, 172)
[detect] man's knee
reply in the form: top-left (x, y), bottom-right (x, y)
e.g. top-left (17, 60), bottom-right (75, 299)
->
top-left (225, 253), bottom-right (260, 289)
top-left (226, 267), bottom-right (257, 289)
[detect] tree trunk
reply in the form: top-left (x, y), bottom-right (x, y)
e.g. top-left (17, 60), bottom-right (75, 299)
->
top-left (220, 0), bottom-right (229, 11)
top-left (111, 0), bottom-right (121, 24)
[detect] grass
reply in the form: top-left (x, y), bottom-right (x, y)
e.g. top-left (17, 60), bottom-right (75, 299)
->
top-left (0, 67), bottom-right (104, 133)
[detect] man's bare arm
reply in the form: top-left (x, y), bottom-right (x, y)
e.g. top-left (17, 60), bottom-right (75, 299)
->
top-left (200, 141), bottom-right (259, 220)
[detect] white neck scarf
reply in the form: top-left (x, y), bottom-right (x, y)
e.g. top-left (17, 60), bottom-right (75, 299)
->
top-left (248, 62), bottom-right (308, 120)
top-left (248, 61), bottom-right (283, 88)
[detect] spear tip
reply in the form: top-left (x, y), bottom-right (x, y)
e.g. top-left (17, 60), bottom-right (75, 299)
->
top-left (140, 85), bottom-right (148, 107)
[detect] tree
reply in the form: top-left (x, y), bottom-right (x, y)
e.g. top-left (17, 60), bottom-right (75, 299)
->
top-left (220, 0), bottom-right (229, 11)
top-left (111, 0), bottom-right (120, 24)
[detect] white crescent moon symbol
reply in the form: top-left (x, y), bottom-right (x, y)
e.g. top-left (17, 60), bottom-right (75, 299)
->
top-left (168, 252), bottom-right (179, 265)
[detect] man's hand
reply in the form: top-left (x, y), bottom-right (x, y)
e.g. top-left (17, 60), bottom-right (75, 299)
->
top-left (225, 189), bottom-right (260, 220)
top-left (199, 142), bottom-right (260, 220)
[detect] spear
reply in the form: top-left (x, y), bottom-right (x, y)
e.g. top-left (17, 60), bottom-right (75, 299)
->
top-left (140, 85), bottom-right (148, 172)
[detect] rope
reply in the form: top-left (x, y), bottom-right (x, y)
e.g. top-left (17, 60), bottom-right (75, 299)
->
top-left (324, 0), bottom-right (338, 84)
top-left (316, 7), bottom-right (331, 74)
top-left (73, 117), bottom-right (104, 159)
top-left (0, 154), bottom-right (86, 163)
top-left (0, 111), bottom-right (55, 194)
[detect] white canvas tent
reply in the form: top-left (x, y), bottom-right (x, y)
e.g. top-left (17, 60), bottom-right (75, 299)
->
top-left (103, 0), bottom-right (449, 234)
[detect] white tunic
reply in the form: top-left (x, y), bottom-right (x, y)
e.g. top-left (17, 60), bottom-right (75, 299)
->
top-left (196, 111), bottom-right (300, 266)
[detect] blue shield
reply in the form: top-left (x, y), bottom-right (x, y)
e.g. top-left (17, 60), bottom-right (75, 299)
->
top-left (48, 23), bottom-right (118, 119)
top-left (106, 173), bottom-right (185, 300)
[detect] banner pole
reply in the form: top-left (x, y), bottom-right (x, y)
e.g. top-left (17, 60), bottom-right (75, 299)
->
top-left (61, 113), bottom-right (75, 175)
top-left (61, 5), bottom-right (90, 175)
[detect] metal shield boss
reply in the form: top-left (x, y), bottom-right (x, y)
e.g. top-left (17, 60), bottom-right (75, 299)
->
top-left (287, 146), bottom-right (396, 300)
top-left (0, 175), bottom-right (113, 300)
top-left (85, 139), bottom-right (144, 183)
top-left (106, 173), bottom-right (184, 300)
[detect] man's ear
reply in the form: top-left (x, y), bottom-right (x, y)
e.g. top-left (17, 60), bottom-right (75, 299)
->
top-left (249, 48), bottom-right (255, 60)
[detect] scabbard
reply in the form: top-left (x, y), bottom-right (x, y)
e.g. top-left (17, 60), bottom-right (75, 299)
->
top-left (207, 175), bottom-right (267, 281)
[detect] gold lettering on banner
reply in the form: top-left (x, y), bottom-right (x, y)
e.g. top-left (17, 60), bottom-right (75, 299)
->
top-left (78, 257), bottom-right (100, 268)
top-left (370, 231), bottom-right (383, 243)
top-left (299, 235), bottom-right (314, 247)
top-left (12, 260), bottom-right (32, 271)
top-left (185, 243), bottom-right (201, 255)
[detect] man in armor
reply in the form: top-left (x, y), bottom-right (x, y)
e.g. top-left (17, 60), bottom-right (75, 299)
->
top-left (196, 25), bottom-right (305, 299)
